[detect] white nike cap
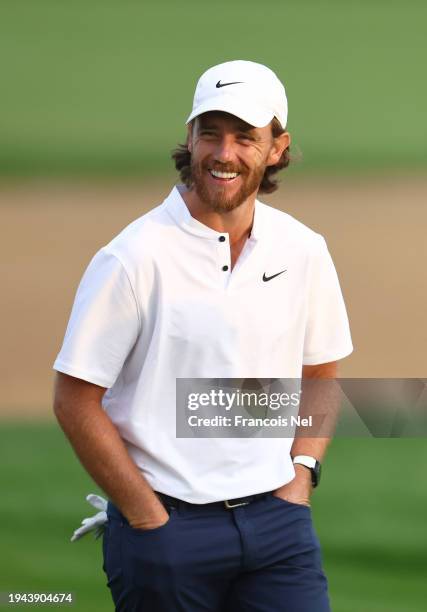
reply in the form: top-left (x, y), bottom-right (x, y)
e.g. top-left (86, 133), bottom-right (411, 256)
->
top-left (186, 60), bottom-right (288, 129)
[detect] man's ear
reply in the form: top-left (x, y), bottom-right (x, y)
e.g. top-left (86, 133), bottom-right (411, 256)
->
top-left (266, 132), bottom-right (291, 166)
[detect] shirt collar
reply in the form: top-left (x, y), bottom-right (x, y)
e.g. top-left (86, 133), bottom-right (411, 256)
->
top-left (165, 184), bottom-right (262, 242)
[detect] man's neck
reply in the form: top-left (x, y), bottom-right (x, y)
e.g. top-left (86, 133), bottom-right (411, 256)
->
top-left (180, 186), bottom-right (256, 245)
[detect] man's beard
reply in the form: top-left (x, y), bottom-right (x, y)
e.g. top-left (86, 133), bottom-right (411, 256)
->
top-left (190, 159), bottom-right (265, 213)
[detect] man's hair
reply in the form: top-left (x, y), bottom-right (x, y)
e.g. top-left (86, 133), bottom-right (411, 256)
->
top-left (171, 117), bottom-right (291, 194)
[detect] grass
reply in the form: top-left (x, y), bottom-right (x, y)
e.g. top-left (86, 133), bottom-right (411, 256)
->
top-left (0, 422), bottom-right (426, 610)
top-left (0, 1), bottom-right (426, 176)
top-left (0, 422), bottom-right (111, 610)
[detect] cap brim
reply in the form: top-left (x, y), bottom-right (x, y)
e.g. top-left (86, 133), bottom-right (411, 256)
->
top-left (185, 94), bottom-right (274, 128)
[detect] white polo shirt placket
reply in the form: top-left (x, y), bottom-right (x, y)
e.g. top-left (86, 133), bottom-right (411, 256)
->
top-left (167, 189), bottom-right (263, 295)
top-left (217, 232), bottom-right (231, 288)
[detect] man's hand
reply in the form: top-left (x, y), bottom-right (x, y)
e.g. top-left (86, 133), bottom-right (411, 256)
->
top-left (272, 464), bottom-right (312, 507)
top-left (129, 505), bottom-right (170, 531)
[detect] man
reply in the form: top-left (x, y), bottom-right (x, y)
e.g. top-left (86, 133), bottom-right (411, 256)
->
top-left (53, 60), bottom-right (353, 611)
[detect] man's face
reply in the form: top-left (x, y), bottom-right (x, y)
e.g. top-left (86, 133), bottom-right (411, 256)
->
top-left (187, 112), bottom-right (287, 213)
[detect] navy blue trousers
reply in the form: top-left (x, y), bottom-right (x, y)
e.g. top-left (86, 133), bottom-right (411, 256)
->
top-left (102, 493), bottom-right (330, 611)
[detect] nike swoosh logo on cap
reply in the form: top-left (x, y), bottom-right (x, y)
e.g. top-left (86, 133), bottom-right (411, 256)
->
top-left (216, 80), bottom-right (244, 88)
top-left (262, 270), bottom-right (287, 282)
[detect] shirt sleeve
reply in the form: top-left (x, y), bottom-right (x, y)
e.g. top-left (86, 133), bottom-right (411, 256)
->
top-left (302, 235), bottom-right (353, 365)
top-left (53, 248), bottom-right (140, 388)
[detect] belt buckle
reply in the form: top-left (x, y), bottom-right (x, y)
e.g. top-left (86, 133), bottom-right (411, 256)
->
top-left (224, 499), bottom-right (250, 509)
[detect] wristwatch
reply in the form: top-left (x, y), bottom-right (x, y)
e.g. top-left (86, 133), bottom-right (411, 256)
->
top-left (292, 455), bottom-right (322, 488)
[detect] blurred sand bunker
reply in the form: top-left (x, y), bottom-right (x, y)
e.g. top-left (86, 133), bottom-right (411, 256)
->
top-left (1, 175), bottom-right (426, 418)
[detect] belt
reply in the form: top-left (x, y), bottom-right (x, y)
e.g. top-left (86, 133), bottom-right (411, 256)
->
top-left (156, 490), bottom-right (273, 511)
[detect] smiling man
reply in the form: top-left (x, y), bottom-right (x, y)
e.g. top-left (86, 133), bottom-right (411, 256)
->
top-left (53, 60), bottom-right (353, 611)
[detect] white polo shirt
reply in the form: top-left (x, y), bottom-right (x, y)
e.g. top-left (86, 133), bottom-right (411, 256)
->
top-left (53, 185), bottom-right (353, 503)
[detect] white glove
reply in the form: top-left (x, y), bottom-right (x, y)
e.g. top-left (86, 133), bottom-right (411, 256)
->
top-left (70, 494), bottom-right (108, 542)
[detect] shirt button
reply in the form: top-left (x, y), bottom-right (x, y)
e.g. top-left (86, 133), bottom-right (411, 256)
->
top-left (222, 265), bottom-right (229, 272)
top-left (219, 235), bottom-right (226, 242)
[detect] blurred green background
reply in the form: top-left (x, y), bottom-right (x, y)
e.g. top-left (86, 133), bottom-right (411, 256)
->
top-left (1, 0), bottom-right (426, 177)
top-left (1, 1), bottom-right (426, 610)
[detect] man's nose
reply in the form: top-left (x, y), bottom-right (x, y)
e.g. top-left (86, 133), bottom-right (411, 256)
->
top-left (213, 135), bottom-right (237, 163)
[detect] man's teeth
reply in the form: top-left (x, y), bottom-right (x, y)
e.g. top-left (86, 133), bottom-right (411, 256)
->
top-left (210, 170), bottom-right (239, 179)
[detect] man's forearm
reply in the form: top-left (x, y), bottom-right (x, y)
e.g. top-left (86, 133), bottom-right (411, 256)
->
top-left (53, 374), bottom-right (167, 529)
top-left (290, 361), bottom-right (340, 462)
top-left (290, 437), bottom-right (331, 463)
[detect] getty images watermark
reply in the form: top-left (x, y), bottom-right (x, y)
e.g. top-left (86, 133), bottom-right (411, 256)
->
top-left (176, 378), bottom-right (427, 438)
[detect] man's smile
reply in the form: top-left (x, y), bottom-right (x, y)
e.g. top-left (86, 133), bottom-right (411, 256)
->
top-left (208, 169), bottom-right (241, 183)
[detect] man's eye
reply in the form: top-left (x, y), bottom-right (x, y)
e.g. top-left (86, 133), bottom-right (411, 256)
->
top-left (237, 134), bottom-right (254, 142)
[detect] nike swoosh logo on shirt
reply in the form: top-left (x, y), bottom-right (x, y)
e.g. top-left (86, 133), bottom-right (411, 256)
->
top-left (262, 270), bottom-right (287, 282)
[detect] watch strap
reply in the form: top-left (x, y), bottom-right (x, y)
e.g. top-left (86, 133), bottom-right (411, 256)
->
top-left (293, 455), bottom-right (317, 469)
